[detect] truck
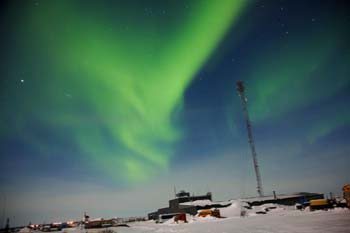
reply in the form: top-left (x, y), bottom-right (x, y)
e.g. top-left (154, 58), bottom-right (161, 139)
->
top-left (309, 199), bottom-right (332, 211)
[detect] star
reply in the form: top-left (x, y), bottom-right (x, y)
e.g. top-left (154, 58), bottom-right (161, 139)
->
top-left (64, 93), bottom-right (72, 98)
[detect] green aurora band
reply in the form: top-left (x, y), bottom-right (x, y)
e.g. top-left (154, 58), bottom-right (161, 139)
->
top-left (5, 0), bottom-right (248, 182)
top-left (243, 17), bottom-right (350, 143)
top-left (248, 31), bottom-right (349, 123)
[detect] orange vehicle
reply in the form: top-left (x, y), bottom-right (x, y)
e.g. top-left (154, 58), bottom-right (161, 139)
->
top-left (198, 209), bottom-right (221, 218)
top-left (343, 184), bottom-right (350, 208)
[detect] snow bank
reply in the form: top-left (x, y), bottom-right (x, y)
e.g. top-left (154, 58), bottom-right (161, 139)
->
top-left (121, 208), bottom-right (350, 233)
top-left (219, 200), bottom-right (243, 218)
top-left (194, 215), bottom-right (218, 222)
top-left (181, 199), bottom-right (230, 207)
top-left (181, 200), bottom-right (213, 206)
top-left (62, 226), bottom-right (86, 233)
top-left (18, 227), bottom-right (32, 233)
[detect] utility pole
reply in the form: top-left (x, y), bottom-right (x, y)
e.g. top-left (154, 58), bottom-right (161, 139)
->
top-left (1, 194), bottom-right (6, 229)
top-left (236, 81), bottom-right (264, 197)
top-left (5, 217), bottom-right (9, 233)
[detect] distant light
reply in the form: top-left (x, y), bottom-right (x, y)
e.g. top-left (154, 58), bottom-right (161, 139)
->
top-left (20, 79), bottom-right (24, 83)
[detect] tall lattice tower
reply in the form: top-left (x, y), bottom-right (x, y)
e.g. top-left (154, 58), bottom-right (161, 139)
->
top-left (236, 81), bottom-right (264, 197)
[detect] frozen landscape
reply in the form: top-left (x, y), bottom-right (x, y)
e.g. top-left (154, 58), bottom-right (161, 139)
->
top-left (16, 200), bottom-right (350, 233)
top-left (56, 202), bottom-right (349, 233)
top-left (115, 209), bottom-right (350, 233)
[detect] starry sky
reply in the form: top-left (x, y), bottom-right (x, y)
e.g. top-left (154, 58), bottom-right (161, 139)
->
top-left (1, 0), bottom-right (350, 226)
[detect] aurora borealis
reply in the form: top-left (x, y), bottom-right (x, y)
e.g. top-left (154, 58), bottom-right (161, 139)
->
top-left (2, 0), bottom-right (248, 183)
top-left (1, 0), bottom-right (350, 226)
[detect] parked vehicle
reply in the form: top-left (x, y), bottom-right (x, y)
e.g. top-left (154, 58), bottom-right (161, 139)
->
top-left (309, 199), bottom-right (332, 211)
top-left (198, 209), bottom-right (221, 218)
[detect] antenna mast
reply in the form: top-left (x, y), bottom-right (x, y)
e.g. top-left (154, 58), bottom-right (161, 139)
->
top-left (236, 81), bottom-right (264, 197)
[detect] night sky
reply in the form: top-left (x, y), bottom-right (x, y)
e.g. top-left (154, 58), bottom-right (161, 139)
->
top-left (1, 0), bottom-right (350, 226)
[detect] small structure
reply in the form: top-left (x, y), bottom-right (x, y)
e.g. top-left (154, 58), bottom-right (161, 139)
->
top-left (174, 213), bottom-right (187, 223)
top-left (241, 192), bottom-right (324, 206)
top-left (84, 219), bottom-right (114, 229)
top-left (343, 184), bottom-right (350, 208)
top-left (148, 190), bottom-right (213, 220)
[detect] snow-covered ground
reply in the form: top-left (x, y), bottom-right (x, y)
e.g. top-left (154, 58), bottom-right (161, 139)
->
top-left (116, 208), bottom-right (350, 233)
top-left (27, 203), bottom-right (349, 233)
